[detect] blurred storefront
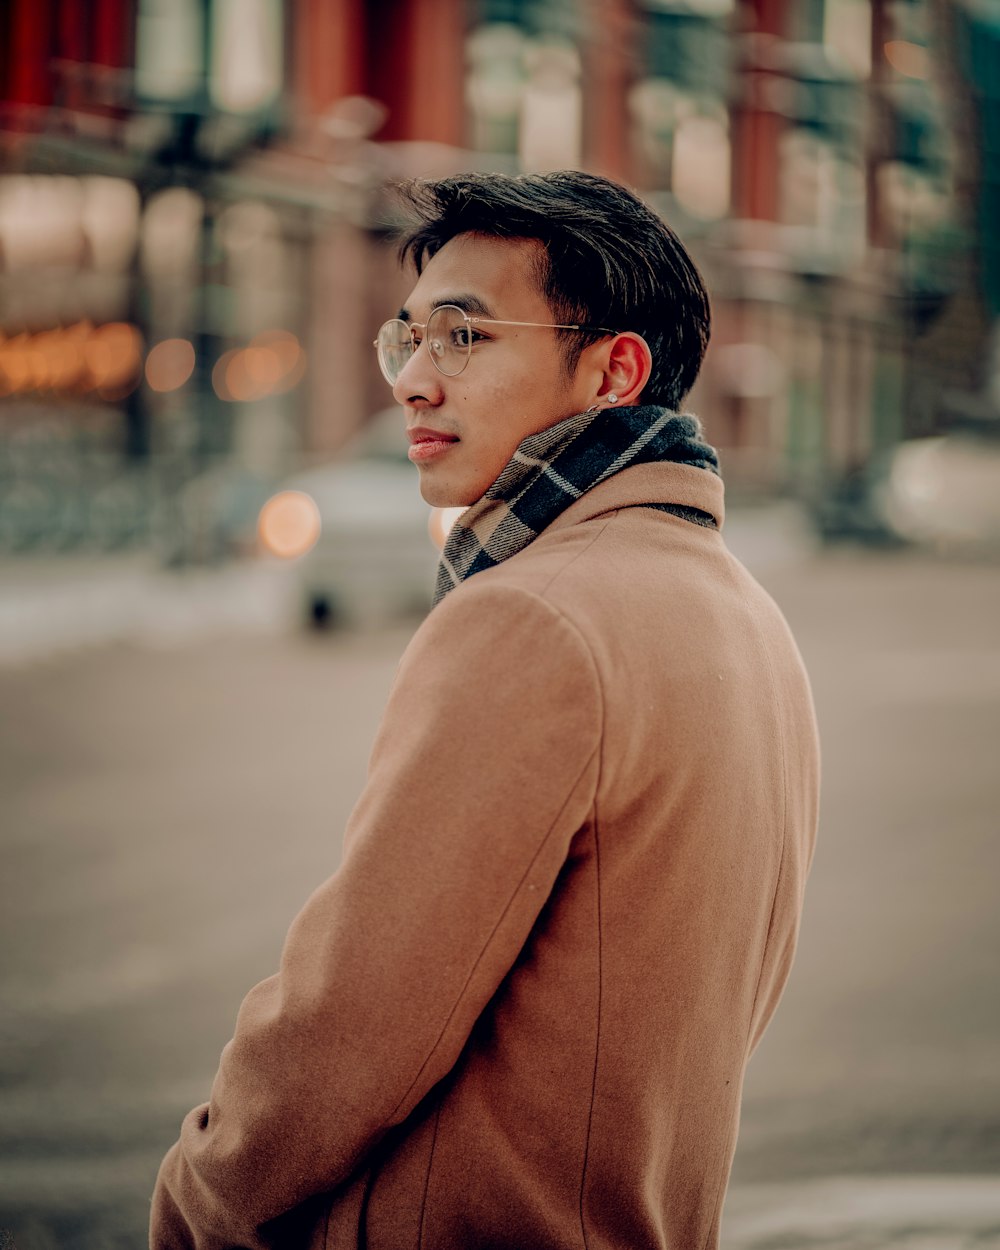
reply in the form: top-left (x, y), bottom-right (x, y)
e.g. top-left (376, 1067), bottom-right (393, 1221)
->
top-left (0, 0), bottom-right (995, 558)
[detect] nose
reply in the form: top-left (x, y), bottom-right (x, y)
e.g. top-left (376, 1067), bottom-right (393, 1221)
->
top-left (391, 335), bottom-right (445, 408)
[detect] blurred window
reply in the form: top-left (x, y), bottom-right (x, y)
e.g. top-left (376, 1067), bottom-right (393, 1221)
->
top-left (141, 188), bottom-right (203, 280)
top-left (0, 175), bottom-right (83, 272)
top-left (781, 130), bottom-right (836, 230)
top-left (135, 0), bottom-right (283, 113)
top-left (629, 81), bottom-right (730, 214)
top-left (219, 202), bottom-right (296, 337)
top-left (630, 4), bottom-right (732, 202)
top-left (465, 2), bottom-right (582, 164)
top-left (824, 0), bottom-right (872, 77)
top-left (518, 41), bottom-right (582, 171)
top-left (135, 0), bottom-right (203, 103)
top-left (642, 7), bottom-right (731, 96)
top-left (779, 128), bottom-right (866, 260)
top-left (639, 0), bottom-right (733, 16)
top-left (466, 23), bottom-right (528, 155)
top-left (672, 111), bottom-right (730, 219)
top-left (81, 179), bottom-right (140, 273)
top-left (210, 0), bottom-right (283, 114)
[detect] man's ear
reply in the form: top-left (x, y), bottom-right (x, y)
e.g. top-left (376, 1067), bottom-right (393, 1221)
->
top-left (598, 333), bottom-right (653, 406)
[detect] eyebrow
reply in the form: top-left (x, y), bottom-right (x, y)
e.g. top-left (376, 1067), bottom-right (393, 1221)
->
top-left (397, 293), bottom-right (497, 322)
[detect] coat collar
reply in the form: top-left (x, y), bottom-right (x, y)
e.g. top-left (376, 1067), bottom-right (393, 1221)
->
top-left (540, 461), bottom-right (725, 536)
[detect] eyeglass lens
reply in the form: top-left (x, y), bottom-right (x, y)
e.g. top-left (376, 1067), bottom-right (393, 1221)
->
top-left (376, 306), bottom-right (471, 384)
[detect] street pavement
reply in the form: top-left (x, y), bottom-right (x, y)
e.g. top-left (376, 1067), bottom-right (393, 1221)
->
top-left (0, 502), bottom-right (816, 668)
top-left (2, 517), bottom-right (999, 1248)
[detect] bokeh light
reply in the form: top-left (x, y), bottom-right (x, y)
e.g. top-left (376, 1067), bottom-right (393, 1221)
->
top-left (428, 506), bottom-right (466, 551)
top-left (257, 490), bottom-right (322, 559)
top-left (250, 330), bottom-right (306, 394)
top-left (0, 334), bottom-right (32, 394)
top-left (145, 338), bottom-right (196, 393)
top-left (0, 322), bottom-right (143, 399)
top-left (243, 344), bottom-right (284, 392)
top-left (83, 322), bottom-right (143, 397)
top-left (212, 349), bottom-right (239, 402)
top-left (212, 332), bottom-right (305, 403)
top-left (224, 349), bottom-right (259, 402)
top-left (884, 40), bottom-right (930, 79)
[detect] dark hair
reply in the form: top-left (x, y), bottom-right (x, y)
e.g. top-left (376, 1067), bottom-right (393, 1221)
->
top-left (395, 171), bottom-right (711, 410)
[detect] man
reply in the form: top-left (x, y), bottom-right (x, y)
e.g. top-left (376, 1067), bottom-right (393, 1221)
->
top-left (151, 171), bottom-right (819, 1250)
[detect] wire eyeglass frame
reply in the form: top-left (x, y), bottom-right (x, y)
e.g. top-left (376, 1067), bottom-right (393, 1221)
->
top-left (373, 303), bottom-right (618, 385)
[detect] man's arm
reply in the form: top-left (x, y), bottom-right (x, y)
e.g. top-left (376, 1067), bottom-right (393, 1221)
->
top-left (150, 582), bottom-right (602, 1250)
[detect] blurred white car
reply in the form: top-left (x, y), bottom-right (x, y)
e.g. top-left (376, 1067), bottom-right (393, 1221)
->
top-left (258, 411), bottom-right (462, 627)
top-left (876, 431), bottom-right (1000, 551)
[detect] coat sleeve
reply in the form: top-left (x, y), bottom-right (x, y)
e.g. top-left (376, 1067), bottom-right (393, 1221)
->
top-left (149, 581), bottom-right (603, 1249)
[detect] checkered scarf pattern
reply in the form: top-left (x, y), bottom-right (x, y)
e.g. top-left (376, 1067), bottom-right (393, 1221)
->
top-left (433, 404), bottom-right (719, 605)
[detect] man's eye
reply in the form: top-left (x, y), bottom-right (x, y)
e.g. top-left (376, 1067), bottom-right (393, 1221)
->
top-left (450, 327), bottom-right (484, 348)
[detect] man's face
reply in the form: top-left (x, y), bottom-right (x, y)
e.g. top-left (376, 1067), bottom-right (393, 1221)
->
top-left (392, 233), bottom-right (597, 507)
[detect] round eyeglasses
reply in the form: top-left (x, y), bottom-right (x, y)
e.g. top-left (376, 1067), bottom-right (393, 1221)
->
top-left (373, 304), bottom-right (618, 386)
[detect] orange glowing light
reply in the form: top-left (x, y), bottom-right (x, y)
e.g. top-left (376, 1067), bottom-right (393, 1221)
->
top-left (224, 349), bottom-right (259, 402)
top-left (212, 349), bottom-right (237, 401)
top-left (145, 338), bottom-right (196, 392)
top-left (4, 333), bottom-right (54, 393)
top-left (250, 329), bottom-right (306, 393)
top-left (0, 335), bottom-right (31, 394)
top-left (22, 339), bottom-right (51, 391)
top-left (34, 330), bottom-right (84, 391)
top-left (30, 334), bottom-right (56, 390)
top-left (84, 321), bottom-right (142, 391)
top-left (252, 329), bottom-right (298, 366)
top-left (212, 332), bottom-right (307, 403)
top-left (884, 40), bottom-right (929, 78)
top-left (243, 344), bottom-right (284, 391)
top-left (428, 506), bottom-right (466, 550)
top-left (58, 324), bottom-right (89, 391)
top-left (258, 490), bottom-right (322, 559)
top-left (0, 322), bottom-right (143, 397)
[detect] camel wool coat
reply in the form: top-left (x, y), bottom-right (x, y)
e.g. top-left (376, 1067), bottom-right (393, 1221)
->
top-left (151, 459), bottom-right (820, 1250)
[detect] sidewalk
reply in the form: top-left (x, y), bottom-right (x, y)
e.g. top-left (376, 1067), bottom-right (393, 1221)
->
top-left (0, 552), bottom-right (298, 666)
top-left (724, 1175), bottom-right (1000, 1248)
top-left (0, 501), bottom-right (819, 666)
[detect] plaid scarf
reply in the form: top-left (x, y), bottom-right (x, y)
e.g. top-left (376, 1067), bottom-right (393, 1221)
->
top-left (434, 404), bottom-right (719, 605)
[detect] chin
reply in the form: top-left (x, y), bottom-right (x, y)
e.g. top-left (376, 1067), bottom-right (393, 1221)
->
top-left (418, 476), bottom-right (481, 509)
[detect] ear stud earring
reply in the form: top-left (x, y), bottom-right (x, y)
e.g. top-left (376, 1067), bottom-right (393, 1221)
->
top-left (607, 393), bottom-right (618, 405)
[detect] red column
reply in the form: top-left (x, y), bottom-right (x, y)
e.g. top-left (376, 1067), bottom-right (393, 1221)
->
top-left (92, 0), bottom-right (132, 68)
top-left (405, 0), bottom-right (466, 147)
top-left (582, 0), bottom-right (638, 183)
top-left (90, 0), bottom-right (133, 114)
top-left (293, 0), bottom-right (366, 121)
top-left (7, 0), bottom-right (56, 111)
top-left (363, 0), bottom-right (410, 141)
top-left (866, 0), bottom-right (892, 248)
top-left (359, 0), bottom-right (465, 145)
top-left (55, 0), bottom-right (88, 111)
top-left (730, 0), bottom-right (788, 220)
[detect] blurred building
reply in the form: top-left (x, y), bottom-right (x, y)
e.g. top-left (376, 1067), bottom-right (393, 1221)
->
top-left (0, 0), bottom-right (997, 556)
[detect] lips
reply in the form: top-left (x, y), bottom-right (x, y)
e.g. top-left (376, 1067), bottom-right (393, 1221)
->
top-left (407, 426), bottom-right (459, 445)
top-left (407, 426), bottom-right (459, 464)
